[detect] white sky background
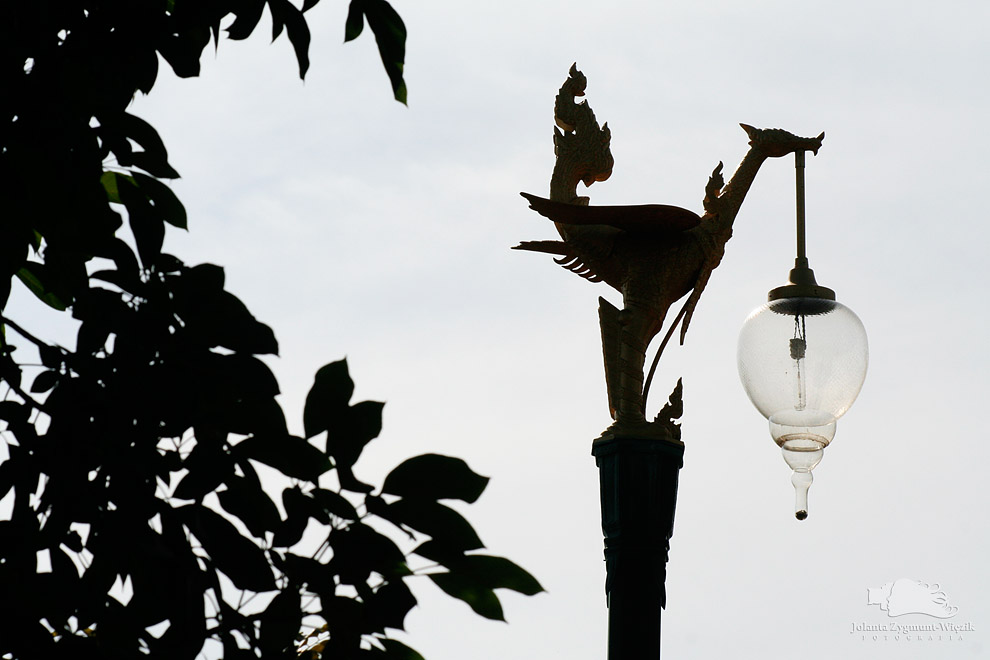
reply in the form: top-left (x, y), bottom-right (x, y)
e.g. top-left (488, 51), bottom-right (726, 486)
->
top-left (10, 0), bottom-right (990, 657)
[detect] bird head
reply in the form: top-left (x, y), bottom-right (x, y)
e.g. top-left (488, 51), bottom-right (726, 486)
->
top-left (582, 122), bottom-right (613, 187)
top-left (740, 124), bottom-right (825, 157)
top-left (567, 62), bottom-right (588, 97)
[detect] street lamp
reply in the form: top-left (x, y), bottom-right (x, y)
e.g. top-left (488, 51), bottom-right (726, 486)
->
top-left (737, 152), bottom-right (869, 520)
top-left (515, 64), bottom-right (866, 659)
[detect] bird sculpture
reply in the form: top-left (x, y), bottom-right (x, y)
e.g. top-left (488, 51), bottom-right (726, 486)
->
top-left (515, 64), bottom-right (824, 439)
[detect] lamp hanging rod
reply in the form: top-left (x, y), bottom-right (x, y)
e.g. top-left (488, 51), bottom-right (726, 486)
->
top-left (768, 146), bottom-right (835, 302)
top-left (795, 150), bottom-right (807, 262)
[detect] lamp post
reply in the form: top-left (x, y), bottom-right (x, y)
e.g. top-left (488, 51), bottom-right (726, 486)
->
top-left (515, 65), bottom-right (865, 659)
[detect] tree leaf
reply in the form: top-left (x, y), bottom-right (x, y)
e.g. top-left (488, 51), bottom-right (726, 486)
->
top-left (16, 262), bottom-right (67, 311)
top-left (269, 0), bottom-right (311, 78)
top-left (30, 369), bottom-right (60, 394)
top-left (71, 286), bottom-right (130, 328)
top-left (39, 344), bottom-right (63, 369)
top-left (311, 488), bottom-right (359, 520)
top-left (300, 363), bottom-right (384, 490)
top-left (419, 551), bottom-right (543, 617)
top-left (259, 588), bottom-right (301, 655)
top-left (382, 454), bottom-right (489, 503)
top-left (194, 354), bottom-right (281, 411)
top-left (230, 397), bottom-right (289, 438)
top-left (226, 0), bottom-right (267, 40)
top-left (184, 262), bottom-right (225, 289)
top-left (428, 573), bottom-right (504, 621)
top-left (100, 171), bottom-right (127, 204)
top-left (180, 504), bottom-right (276, 592)
top-left (0, 461), bottom-right (14, 502)
top-left (303, 359), bottom-right (353, 438)
top-left (419, 549), bottom-right (543, 596)
top-left (367, 580), bottom-right (416, 632)
top-left (158, 27), bottom-right (210, 78)
top-left (363, 0), bottom-right (407, 104)
top-left (94, 237), bottom-right (141, 285)
top-left (76, 319), bottom-right (111, 355)
top-left (452, 555), bottom-right (544, 596)
top-left (371, 498), bottom-right (483, 552)
top-left (218, 475), bottom-right (282, 539)
top-left (170, 267), bottom-right (278, 355)
top-left (321, 595), bottom-right (365, 641)
top-left (325, 399), bottom-right (385, 474)
top-left (343, 0), bottom-right (406, 103)
top-left (278, 552), bottom-right (332, 595)
top-left (234, 434), bottom-right (331, 482)
top-left (209, 291), bottom-right (279, 354)
top-left (154, 252), bottom-right (184, 273)
top-left (344, 0), bottom-right (365, 41)
top-left (270, 5), bottom-right (285, 41)
top-left (273, 486), bottom-right (310, 547)
top-left (379, 639), bottom-right (426, 660)
top-left (132, 172), bottom-right (187, 229)
top-left (0, 277), bottom-right (10, 312)
top-left (0, 401), bottom-right (30, 425)
top-left (151, 512), bottom-right (210, 655)
top-left (0, 352), bottom-right (22, 395)
top-left (343, 400), bottom-right (384, 444)
top-left (329, 523), bottom-right (410, 585)
top-left (119, 177), bottom-right (165, 268)
top-left (411, 540), bottom-right (459, 567)
top-left (118, 113), bottom-right (180, 178)
top-left (173, 438), bottom-right (235, 501)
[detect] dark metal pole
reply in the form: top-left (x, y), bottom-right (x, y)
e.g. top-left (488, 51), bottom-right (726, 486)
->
top-left (593, 434), bottom-right (684, 660)
top-left (769, 150), bottom-right (835, 302)
top-left (795, 150), bottom-right (807, 262)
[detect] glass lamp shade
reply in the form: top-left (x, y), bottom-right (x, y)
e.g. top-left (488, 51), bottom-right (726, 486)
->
top-left (738, 297), bottom-right (868, 519)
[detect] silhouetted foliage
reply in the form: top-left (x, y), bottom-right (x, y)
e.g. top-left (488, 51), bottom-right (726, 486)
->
top-left (0, 2), bottom-right (539, 658)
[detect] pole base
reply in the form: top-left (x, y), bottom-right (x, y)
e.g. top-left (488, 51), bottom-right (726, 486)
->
top-left (593, 432), bottom-right (684, 660)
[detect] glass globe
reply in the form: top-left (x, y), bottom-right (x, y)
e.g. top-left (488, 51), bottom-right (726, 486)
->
top-left (738, 297), bottom-right (868, 519)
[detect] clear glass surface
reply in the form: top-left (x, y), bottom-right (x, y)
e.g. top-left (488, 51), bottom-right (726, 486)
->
top-left (738, 298), bottom-right (868, 432)
top-left (737, 297), bottom-right (869, 519)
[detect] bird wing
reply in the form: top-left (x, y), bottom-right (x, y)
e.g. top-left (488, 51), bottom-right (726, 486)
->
top-left (512, 240), bottom-right (605, 282)
top-left (520, 192), bottom-right (701, 234)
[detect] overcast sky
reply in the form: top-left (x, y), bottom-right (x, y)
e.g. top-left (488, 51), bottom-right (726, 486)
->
top-left (11, 0), bottom-right (990, 658)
